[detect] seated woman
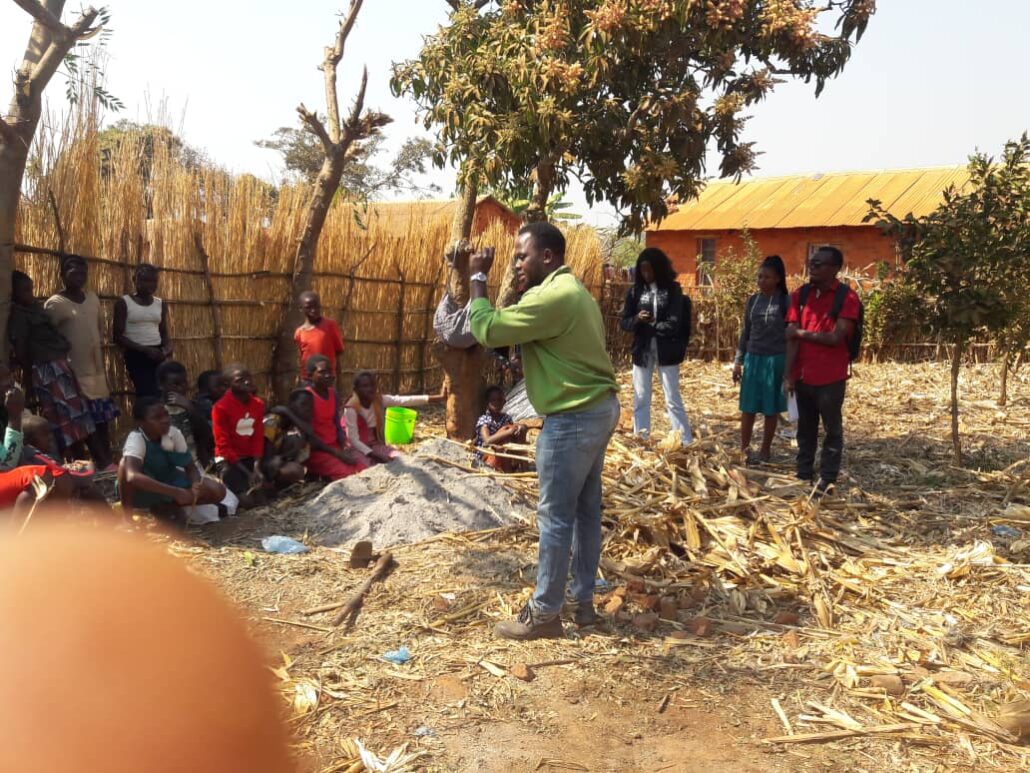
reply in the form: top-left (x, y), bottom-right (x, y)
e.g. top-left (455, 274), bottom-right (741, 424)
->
top-left (474, 385), bottom-right (529, 473)
top-left (261, 389), bottom-right (310, 487)
top-left (343, 370), bottom-right (445, 466)
top-left (299, 356), bottom-right (361, 481)
top-left (118, 397), bottom-right (225, 519)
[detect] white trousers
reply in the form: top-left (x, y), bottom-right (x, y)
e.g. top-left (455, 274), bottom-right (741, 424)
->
top-left (632, 358), bottom-right (693, 444)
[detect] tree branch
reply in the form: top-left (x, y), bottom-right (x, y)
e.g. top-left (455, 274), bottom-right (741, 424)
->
top-left (322, 0), bottom-right (364, 142)
top-left (10, 0), bottom-right (75, 43)
top-left (296, 104), bottom-right (335, 155)
top-left (26, 6), bottom-right (102, 91)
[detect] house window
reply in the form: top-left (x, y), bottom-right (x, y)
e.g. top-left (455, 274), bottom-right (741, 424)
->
top-left (807, 243), bottom-right (841, 260)
top-left (697, 238), bottom-right (716, 285)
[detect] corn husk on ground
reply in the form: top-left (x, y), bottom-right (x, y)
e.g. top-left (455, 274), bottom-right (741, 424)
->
top-left (155, 360), bottom-right (1029, 771)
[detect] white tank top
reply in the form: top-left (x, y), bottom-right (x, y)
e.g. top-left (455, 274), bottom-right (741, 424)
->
top-left (122, 295), bottom-right (163, 346)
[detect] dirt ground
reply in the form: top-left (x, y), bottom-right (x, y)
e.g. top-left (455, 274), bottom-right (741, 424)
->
top-left (163, 360), bottom-right (1029, 772)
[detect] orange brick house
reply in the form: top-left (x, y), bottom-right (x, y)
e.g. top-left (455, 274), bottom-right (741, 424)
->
top-left (645, 167), bottom-right (967, 284)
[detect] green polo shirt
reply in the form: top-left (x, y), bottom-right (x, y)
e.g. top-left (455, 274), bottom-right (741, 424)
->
top-left (469, 266), bottom-right (617, 416)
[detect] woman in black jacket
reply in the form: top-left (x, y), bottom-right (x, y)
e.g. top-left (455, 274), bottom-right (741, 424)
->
top-left (620, 248), bottom-right (693, 445)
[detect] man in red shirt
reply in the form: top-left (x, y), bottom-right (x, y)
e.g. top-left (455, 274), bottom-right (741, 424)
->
top-left (212, 364), bottom-right (265, 503)
top-left (784, 247), bottom-right (860, 493)
top-left (294, 291), bottom-right (345, 377)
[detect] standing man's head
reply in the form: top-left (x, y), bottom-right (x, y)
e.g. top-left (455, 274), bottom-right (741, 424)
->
top-left (60, 255), bottom-right (88, 292)
top-left (515, 222), bottom-right (566, 290)
top-left (808, 247), bottom-right (844, 287)
top-left (224, 364), bottom-right (256, 400)
top-left (634, 247), bottom-right (677, 289)
top-left (299, 291), bottom-right (322, 324)
top-left (133, 263), bottom-right (159, 299)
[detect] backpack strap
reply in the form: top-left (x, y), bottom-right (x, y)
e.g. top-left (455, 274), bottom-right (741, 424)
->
top-left (798, 284), bottom-right (812, 309)
top-left (830, 284), bottom-right (849, 319)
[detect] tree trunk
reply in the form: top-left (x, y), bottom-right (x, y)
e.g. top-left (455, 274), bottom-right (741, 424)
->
top-left (440, 179), bottom-right (483, 440)
top-left (998, 355), bottom-right (1010, 407)
top-left (494, 159), bottom-right (556, 310)
top-left (271, 152), bottom-right (344, 399)
top-left (950, 338), bottom-right (964, 465)
top-left (1, 0), bottom-right (90, 358)
top-left (267, 1), bottom-right (388, 401)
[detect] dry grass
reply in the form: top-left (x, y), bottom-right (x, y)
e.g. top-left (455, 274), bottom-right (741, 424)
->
top-left (146, 360), bottom-right (1030, 771)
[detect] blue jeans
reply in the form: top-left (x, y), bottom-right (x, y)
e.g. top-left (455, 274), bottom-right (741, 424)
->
top-left (531, 393), bottom-right (621, 617)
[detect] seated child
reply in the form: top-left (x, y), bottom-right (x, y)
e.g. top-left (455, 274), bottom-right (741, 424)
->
top-left (343, 370), bottom-right (445, 466)
top-left (158, 361), bottom-right (215, 469)
top-left (297, 356), bottom-right (361, 480)
top-left (474, 385), bottom-right (529, 473)
top-left (264, 389), bottom-right (312, 473)
top-left (117, 397), bottom-right (225, 518)
top-left (0, 368), bottom-right (75, 521)
top-left (195, 369), bottom-right (228, 425)
top-left (20, 415), bottom-right (111, 510)
top-left (211, 364), bottom-right (266, 505)
top-left (260, 389), bottom-right (309, 489)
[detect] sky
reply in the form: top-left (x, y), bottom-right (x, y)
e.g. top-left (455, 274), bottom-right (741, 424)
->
top-left (2, 0), bottom-right (1028, 228)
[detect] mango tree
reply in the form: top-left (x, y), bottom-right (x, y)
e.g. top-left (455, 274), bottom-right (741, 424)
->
top-left (393, 0), bottom-right (877, 438)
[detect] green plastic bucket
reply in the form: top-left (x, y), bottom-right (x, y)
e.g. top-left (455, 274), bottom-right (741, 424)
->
top-left (384, 406), bottom-right (417, 445)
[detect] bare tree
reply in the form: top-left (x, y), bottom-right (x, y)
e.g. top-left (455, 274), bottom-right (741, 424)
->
top-left (0, 0), bottom-right (103, 353)
top-left (271, 0), bottom-right (391, 398)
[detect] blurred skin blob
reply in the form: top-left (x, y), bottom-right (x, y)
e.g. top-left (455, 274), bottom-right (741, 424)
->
top-left (0, 525), bottom-right (294, 773)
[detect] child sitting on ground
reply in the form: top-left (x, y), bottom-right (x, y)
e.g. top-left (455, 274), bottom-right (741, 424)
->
top-left (474, 385), bottom-right (529, 473)
top-left (117, 397), bottom-right (225, 519)
top-left (298, 356), bottom-right (361, 480)
top-left (343, 371), bottom-right (445, 466)
top-left (294, 291), bottom-right (344, 378)
top-left (0, 365), bottom-right (76, 522)
top-left (158, 361), bottom-right (215, 469)
top-left (211, 364), bottom-right (267, 507)
top-left (264, 389), bottom-right (312, 474)
top-left (195, 369), bottom-right (228, 426)
top-left (20, 415), bottom-right (111, 511)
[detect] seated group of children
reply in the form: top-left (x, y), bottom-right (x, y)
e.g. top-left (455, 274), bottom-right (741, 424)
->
top-left (117, 356), bottom-right (444, 521)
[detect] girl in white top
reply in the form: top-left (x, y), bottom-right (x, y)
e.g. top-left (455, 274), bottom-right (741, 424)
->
top-left (343, 371), bottom-right (445, 465)
top-left (113, 263), bottom-right (172, 397)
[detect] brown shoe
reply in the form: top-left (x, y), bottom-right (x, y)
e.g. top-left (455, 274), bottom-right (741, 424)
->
top-left (562, 599), bottom-right (600, 628)
top-left (494, 604), bottom-right (563, 640)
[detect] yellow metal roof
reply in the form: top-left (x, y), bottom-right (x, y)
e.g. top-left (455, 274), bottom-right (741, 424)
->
top-left (648, 167), bottom-right (969, 232)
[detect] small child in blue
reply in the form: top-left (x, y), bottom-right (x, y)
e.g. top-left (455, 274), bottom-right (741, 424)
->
top-left (474, 386), bottom-right (528, 473)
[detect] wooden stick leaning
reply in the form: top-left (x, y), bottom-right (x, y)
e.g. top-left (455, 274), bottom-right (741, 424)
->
top-left (332, 551), bottom-right (395, 628)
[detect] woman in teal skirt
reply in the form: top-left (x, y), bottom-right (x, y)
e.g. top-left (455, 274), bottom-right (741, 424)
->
top-left (732, 256), bottom-right (789, 464)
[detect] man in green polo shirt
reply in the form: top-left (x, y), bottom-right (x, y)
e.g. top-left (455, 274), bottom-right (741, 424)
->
top-left (468, 222), bottom-right (620, 639)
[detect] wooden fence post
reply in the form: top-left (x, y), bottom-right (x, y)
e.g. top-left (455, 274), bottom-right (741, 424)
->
top-left (418, 264), bottom-right (445, 393)
top-left (194, 233), bottom-right (223, 371)
top-left (394, 268), bottom-right (406, 394)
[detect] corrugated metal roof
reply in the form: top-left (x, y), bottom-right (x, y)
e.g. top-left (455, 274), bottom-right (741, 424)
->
top-left (648, 167), bottom-right (969, 232)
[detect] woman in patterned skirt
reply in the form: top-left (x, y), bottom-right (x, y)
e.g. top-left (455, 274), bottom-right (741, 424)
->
top-left (9, 271), bottom-right (96, 460)
top-left (44, 255), bottom-right (119, 471)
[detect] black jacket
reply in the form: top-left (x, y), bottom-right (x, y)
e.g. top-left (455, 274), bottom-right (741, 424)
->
top-left (619, 283), bottom-right (691, 367)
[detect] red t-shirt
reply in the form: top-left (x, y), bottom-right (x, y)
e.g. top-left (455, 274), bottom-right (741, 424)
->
top-left (294, 318), bottom-right (345, 370)
top-left (785, 280), bottom-right (860, 386)
top-left (212, 391), bottom-right (265, 463)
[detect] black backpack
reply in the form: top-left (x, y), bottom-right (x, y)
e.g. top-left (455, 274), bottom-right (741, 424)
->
top-left (798, 283), bottom-right (863, 362)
